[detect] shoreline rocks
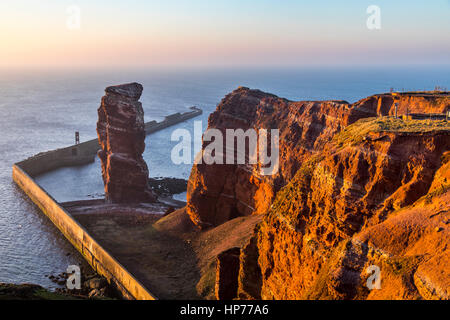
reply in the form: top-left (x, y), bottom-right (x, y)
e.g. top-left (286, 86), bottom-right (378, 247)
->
top-left (0, 278), bottom-right (116, 300)
top-left (45, 269), bottom-right (117, 299)
top-left (148, 177), bottom-right (188, 196)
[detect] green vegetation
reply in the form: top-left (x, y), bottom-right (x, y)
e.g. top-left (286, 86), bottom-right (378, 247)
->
top-left (33, 289), bottom-right (79, 300)
top-left (420, 184), bottom-right (450, 205)
top-left (441, 151), bottom-right (450, 164)
top-left (0, 283), bottom-right (80, 300)
top-left (333, 117), bottom-right (450, 149)
top-left (269, 155), bottom-right (323, 227)
top-left (196, 260), bottom-right (217, 300)
top-left (384, 255), bottom-right (421, 276)
top-left (302, 239), bottom-right (350, 300)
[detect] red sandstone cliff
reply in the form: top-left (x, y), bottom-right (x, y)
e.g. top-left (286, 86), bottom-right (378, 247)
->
top-left (188, 88), bottom-right (361, 228)
top-left (238, 125), bottom-right (449, 300)
top-left (183, 88), bottom-right (449, 300)
top-left (187, 88), bottom-right (449, 229)
top-left (355, 92), bottom-right (450, 116)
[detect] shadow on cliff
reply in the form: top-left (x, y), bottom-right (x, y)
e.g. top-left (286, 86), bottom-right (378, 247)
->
top-left (153, 207), bottom-right (263, 299)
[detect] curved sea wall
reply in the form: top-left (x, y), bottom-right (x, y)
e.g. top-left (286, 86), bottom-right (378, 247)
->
top-left (12, 164), bottom-right (156, 300)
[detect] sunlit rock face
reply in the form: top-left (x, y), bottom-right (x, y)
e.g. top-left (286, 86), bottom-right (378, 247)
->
top-left (186, 87), bottom-right (369, 229)
top-left (192, 88), bottom-right (449, 300)
top-left (96, 82), bottom-right (156, 204)
top-left (186, 88), bottom-right (450, 231)
top-left (245, 129), bottom-right (450, 300)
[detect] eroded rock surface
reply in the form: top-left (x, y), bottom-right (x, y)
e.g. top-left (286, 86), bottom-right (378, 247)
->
top-left (187, 87), bottom-right (362, 228)
top-left (185, 87), bottom-right (449, 300)
top-left (187, 88), bottom-right (449, 229)
top-left (97, 82), bottom-right (156, 204)
top-left (245, 128), bottom-right (449, 300)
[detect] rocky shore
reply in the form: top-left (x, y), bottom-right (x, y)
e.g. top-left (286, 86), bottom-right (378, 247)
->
top-left (0, 275), bottom-right (116, 300)
top-left (148, 177), bottom-right (188, 197)
top-left (50, 271), bottom-right (117, 299)
top-left (1, 265), bottom-right (119, 300)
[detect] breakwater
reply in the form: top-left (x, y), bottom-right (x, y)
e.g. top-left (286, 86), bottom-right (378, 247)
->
top-left (12, 107), bottom-right (202, 300)
top-left (12, 165), bottom-right (156, 300)
top-left (17, 106), bottom-right (202, 177)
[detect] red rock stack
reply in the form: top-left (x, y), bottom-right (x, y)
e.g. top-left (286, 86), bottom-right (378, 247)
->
top-left (97, 82), bottom-right (156, 204)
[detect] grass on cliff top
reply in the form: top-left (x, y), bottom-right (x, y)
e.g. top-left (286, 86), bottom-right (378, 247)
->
top-left (333, 117), bottom-right (450, 149)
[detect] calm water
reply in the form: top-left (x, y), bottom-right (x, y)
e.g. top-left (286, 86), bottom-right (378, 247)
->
top-left (0, 66), bottom-right (448, 288)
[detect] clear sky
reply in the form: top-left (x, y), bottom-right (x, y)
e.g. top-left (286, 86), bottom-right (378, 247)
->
top-left (0, 0), bottom-right (449, 68)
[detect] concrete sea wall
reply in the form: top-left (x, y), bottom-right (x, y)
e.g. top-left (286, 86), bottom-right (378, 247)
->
top-left (12, 107), bottom-right (202, 300)
top-left (12, 164), bottom-right (156, 300)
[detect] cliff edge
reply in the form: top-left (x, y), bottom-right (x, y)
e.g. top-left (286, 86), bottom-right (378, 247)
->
top-left (183, 88), bottom-right (449, 300)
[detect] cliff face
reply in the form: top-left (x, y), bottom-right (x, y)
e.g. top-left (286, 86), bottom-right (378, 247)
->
top-left (97, 83), bottom-right (156, 204)
top-left (239, 123), bottom-right (449, 300)
top-left (303, 153), bottom-right (450, 300)
top-left (183, 87), bottom-right (449, 300)
top-left (187, 88), bottom-right (449, 229)
top-left (354, 92), bottom-right (449, 116)
top-left (187, 87), bottom-right (370, 228)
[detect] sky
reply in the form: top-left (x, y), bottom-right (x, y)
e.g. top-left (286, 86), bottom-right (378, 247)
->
top-left (0, 0), bottom-right (449, 69)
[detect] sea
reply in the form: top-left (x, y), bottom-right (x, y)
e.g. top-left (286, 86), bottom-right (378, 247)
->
top-left (0, 66), bottom-right (448, 289)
